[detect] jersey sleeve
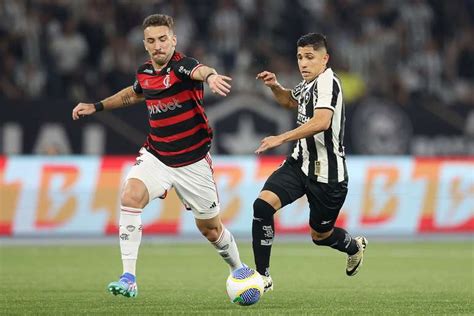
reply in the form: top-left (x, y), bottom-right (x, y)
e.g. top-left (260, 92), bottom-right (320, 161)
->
top-left (132, 78), bottom-right (143, 94)
top-left (313, 72), bottom-right (336, 111)
top-left (290, 81), bottom-right (304, 100)
top-left (174, 57), bottom-right (202, 81)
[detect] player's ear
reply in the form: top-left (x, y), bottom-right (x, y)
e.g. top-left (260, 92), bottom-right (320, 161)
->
top-left (172, 34), bottom-right (177, 48)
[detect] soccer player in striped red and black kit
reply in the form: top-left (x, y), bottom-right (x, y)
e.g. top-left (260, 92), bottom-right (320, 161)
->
top-left (72, 14), bottom-right (244, 298)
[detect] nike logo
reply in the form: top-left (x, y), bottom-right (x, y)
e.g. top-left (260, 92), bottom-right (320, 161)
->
top-left (321, 220), bottom-right (332, 225)
top-left (253, 217), bottom-right (263, 222)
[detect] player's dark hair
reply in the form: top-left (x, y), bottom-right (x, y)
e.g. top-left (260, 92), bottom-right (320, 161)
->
top-left (142, 14), bottom-right (174, 31)
top-left (297, 33), bottom-right (328, 52)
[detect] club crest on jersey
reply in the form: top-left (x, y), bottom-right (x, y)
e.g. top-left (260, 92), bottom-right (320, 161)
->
top-left (163, 74), bottom-right (171, 88)
top-left (302, 91), bottom-right (311, 106)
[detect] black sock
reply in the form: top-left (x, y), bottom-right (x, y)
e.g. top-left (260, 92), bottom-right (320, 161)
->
top-left (312, 227), bottom-right (359, 255)
top-left (252, 199), bottom-right (275, 276)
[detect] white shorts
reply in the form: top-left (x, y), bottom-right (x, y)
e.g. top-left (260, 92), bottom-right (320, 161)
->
top-left (125, 148), bottom-right (220, 219)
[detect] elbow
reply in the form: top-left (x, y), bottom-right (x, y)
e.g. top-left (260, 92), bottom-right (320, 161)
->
top-left (321, 121), bottom-right (331, 131)
top-left (313, 120), bottom-right (331, 133)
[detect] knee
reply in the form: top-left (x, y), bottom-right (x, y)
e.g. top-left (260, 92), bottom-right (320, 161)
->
top-left (199, 226), bottom-right (220, 242)
top-left (121, 189), bottom-right (147, 209)
top-left (253, 198), bottom-right (276, 220)
top-left (311, 229), bottom-right (332, 243)
top-left (121, 179), bottom-right (149, 208)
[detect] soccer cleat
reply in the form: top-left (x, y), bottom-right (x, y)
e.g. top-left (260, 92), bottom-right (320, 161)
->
top-left (346, 236), bottom-right (368, 276)
top-left (262, 275), bottom-right (273, 292)
top-left (107, 273), bottom-right (138, 298)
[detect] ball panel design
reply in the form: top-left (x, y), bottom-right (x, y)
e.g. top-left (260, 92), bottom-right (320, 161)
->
top-left (226, 267), bottom-right (264, 306)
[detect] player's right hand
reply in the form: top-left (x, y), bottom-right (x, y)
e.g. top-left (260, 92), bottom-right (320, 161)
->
top-left (256, 71), bottom-right (278, 88)
top-left (72, 103), bottom-right (95, 120)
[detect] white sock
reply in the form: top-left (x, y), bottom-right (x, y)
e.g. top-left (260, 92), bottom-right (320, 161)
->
top-left (119, 206), bottom-right (143, 276)
top-left (212, 228), bottom-right (243, 271)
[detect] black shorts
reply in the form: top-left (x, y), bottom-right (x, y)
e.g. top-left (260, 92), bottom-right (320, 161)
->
top-left (262, 160), bottom-right (348, 233)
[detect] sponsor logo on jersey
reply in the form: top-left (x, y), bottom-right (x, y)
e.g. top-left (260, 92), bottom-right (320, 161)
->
top-left (148, 98), bottom-right (183, 114)
top-left (178, 65), bottom-right (191, 76)
top-left (297, 112), bottom-right (310, 125)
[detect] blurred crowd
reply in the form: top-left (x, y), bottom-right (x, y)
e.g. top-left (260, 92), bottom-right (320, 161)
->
top-left (1, 0), bottom-right (473, 106)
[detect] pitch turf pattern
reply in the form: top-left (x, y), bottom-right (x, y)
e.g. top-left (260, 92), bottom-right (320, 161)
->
top-left (0, 242), bottom-right (472, 315)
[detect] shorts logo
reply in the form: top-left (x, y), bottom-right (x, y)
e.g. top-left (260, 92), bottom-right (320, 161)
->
top-left (134, 159), bottom-right (143, 166)
top-left (210, 201), bottom-right (217, 209)
top-left (126, 225), bottom-right (136, 232)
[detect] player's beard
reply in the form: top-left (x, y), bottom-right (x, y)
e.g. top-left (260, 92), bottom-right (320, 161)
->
top-left (152, 52), bottom-right (171, 67)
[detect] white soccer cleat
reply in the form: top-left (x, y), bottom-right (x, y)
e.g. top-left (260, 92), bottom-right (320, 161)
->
top-left (346, 236), bottom-right (368, 276)
top-left (262, 275), bottom-right (273, 292)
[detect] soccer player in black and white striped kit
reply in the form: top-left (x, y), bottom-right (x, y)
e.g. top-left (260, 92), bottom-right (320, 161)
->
top-left (254, 33), bottom-right (367, 292)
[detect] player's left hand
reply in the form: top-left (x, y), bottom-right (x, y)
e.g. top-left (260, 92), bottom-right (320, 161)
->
top-left (255, 135), bottom-right (284, 154)
top-left (207, 74), bottom-right (232, 97)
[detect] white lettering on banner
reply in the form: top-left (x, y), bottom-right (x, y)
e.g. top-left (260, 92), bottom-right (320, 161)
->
top-left (1, 124), bottom-right (105, 155)
top-left (464, 111), bottom-right (474, 136)
top-left (82, 124), bottom-right (105, 155)
top-left (33, 124), bottom-right (72, 154)
top-left (2, 123), bottom-right (22, 154)
top-left (411, 136), bottom-right (474, 155)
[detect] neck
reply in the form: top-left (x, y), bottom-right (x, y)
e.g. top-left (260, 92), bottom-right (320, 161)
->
top-left (317, 66), bottom-right (327, 77)
top-left (306, 66), bottom-right (328, 82)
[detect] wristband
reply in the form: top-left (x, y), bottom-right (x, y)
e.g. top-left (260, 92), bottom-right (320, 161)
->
top-left (94, 101), bottom-right (104, 112)
top-left (205, 72), bottom-right (217, 83)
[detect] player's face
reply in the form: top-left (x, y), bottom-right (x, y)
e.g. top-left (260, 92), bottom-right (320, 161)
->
top-left (296, 46), bottom-right (329, 82)
top-left (143, 25), bottom-right (177, 67)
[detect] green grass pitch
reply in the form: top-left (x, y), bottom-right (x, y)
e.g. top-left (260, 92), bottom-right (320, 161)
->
top-left (0, 241), bottom-right (472, 315)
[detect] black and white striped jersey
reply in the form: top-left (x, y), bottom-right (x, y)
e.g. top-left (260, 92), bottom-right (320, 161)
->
top-left (288, 67), bottom-right (348, 183)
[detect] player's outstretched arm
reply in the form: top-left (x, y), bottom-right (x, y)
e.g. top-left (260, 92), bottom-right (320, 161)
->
top-left (256, 71), bottom-right (298, 109)
top-left (255, 108), bottom-right (333, 154)
top-left (191, 65), bottom-right (232, 97)
top-left (72, 86), bottom-right (145, 120)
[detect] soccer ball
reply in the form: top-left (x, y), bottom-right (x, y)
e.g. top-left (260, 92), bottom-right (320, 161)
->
top-left (226, 266), bottom-right (264, 306)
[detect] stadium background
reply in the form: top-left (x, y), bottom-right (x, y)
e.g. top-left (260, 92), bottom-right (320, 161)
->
top-left (0, 0), bottom-right (472, 314)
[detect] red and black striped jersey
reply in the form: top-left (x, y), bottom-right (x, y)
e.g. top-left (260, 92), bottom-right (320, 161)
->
top-left (133, 51), bottom-right (212, 167)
